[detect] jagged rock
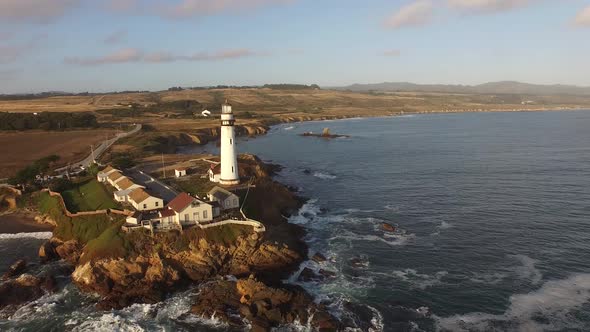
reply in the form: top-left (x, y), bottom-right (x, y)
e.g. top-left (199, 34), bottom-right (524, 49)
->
top-left (191, 278), bottom-right (339, 331)
top-left (318, 269), bottom-right (337, 279)
top-left (381, 223), bottom-right (396, 233)
top-left (55, 240), bottom-right (82, 264)
top-left (0, 273), bottom-right (53, 311)
top-left (39, 240), bottom-right (58, 263)
top-left (349, 257), bottom-right (368, 269)
top-left (298, 267), bottom-right (321, 282)
top-left (312, 252), bottom-right (327, 263)
top-left (2, 259), bottom-right (27, 280)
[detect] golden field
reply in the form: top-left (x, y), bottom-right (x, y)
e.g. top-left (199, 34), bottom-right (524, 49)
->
top-left (2, 88), bottom-right (590, 178)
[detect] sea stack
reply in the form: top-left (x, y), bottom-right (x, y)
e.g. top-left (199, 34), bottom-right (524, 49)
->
top-left (219, 100), bottom-right (240, 185)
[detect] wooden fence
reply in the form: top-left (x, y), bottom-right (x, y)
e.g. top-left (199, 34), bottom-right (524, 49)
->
top-left (42, 189), bottom-right (134, 218)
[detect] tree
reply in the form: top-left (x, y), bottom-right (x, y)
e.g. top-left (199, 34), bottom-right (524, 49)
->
top-left (48, 178), bottom-right (72, 192)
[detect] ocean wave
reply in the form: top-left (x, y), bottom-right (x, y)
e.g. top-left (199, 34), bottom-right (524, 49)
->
top-left (313, 172), bottom-right (337, 180)
top-left (328, 231), bottom-right (415, 247)
top-left (283, 126), bottom-right (295, 130)
top-left (435, 273), bottom-right (590, 331)
top-left (72, 313), bottom-right (145, 332)
top-left (509, 254), bottom-right (542, 285)
top-left (288, 199), bottom-right (320, 225)
top-left (0, 232), bottom-right (52, 240)
top-left (371, 269), bottom-right (448, 290)
top-left (383, 204), bottom-right (399, 212)
top-left (437, 221), bottom-right (453, 230)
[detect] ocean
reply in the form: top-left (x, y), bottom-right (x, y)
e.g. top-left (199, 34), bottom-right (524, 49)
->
top-left (2, 110), bottom-right (590, 331)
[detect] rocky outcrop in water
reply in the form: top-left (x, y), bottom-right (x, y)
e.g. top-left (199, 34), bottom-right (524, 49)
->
top-left (191, 277), bottom-right (339, 332)
top-left (71, 233), bottom-right (303, 310)
top-left (0, 260), bottom-right (59, 317)
top-left (2, 259), bottom-right (27, 280)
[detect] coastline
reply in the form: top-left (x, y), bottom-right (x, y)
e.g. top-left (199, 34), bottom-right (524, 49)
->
top-left (190, 107), bottom-right (589, 148)
top-left (0, 212), bottom-right (54, 234)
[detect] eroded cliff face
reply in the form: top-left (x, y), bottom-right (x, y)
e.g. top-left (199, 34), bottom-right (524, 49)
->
top-left (64, 231), bottom-right (302, 310)
top-left (33, 155), bottom-right (333, 330)
top-left (191, 277), bottom-right (339, 331)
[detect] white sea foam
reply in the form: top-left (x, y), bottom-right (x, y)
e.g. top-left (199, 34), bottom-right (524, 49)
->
top-left (510, 254), bottom-right (542, 285)
top-left (288, 199), bottom-right (320, 225)
top-left (438, 221), bottom-right (453, 230)
top-left (313, 172), bottom-right (337, 180)
top-left (328, 231), bottom-right (415, 247)
top-left (284, 126), bottom-right (295, 130)
top-left (0, 231), bottom-right (52, 240)
top-left (374, 269), bottom-right (448, 290)
top-left (468, 271), bottom-right (507, 285)
top-left (384, 204), bottom-right (399, 212)
top-left (72, 313), bottom-right (145, 332)
top-left (435, 273), bottom-right (590, 331)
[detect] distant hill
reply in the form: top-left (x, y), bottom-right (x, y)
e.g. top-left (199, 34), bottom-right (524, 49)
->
top-left (336, 81), bottom-right (590, 96)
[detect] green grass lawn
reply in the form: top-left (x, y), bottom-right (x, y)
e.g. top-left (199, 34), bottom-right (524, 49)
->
top-left (37, 191), bottom-right (125, 244)
top-left (169, 176), bottom-right (215, 197)
top-left (62, 177), bottom-right (120, 213)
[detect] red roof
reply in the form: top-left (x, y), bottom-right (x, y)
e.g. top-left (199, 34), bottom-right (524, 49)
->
top-left (175, 167), bottom-right (188, 171)
top-left (210, 163), bottom-right (221, 175)
top-left (159, 208), bottom-right (176, 218)
top-left (167, 192), bottom-right (194, 213)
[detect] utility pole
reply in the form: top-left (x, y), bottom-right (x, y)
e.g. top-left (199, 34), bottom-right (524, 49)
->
top-left (91, 144), bottom-right (95, 163)
top-left (161, 153), bottom-right (166, 179)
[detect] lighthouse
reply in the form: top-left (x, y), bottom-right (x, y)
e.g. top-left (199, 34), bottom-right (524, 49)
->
top-left (219, 100), bottom-right (240, 185)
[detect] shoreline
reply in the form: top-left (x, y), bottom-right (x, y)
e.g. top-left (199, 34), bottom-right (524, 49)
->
top-left (0, 212), bottom-right (54, 234)
top-left (186, 107), bottom-right (590, 150)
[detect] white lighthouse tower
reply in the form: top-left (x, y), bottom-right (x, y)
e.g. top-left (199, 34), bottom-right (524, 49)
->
top-left (219, 100), bottom-right (240, 185)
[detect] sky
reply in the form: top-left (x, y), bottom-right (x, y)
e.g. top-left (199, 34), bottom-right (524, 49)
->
top-left (0, 0), bottom-right (589, 93)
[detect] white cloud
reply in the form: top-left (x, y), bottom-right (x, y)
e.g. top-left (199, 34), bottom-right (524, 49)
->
top-left (384, 0), bottom-right (434, 29)
top-left (104, 30), bottom-right (128, 44)
top-left (65, 48), bottom-right (265, 65)
top-left (106, 0), bottom-right (295, 19)
top-left (573, 5), bottom-right (590, 27)
top-left (447, 0), bottom-right (532, 14)
top-left (382, 49), bottom-right (402, 56)
top-left (0, 0), bottom-right (80, 23)
top-left (65, 48), bottom-right (143, 66)
top-left (0, 35), bottom-right (46, 63)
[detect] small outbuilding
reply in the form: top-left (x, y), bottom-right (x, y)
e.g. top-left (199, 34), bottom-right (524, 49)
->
top-left (175, 167), bottom-right (188, 178)
top-left (207, 186), bottom-right (240, 211)
top-left (208, 164), bottom-right (221, 183)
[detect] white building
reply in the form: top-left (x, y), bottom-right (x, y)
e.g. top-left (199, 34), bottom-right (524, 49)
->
top-left (128, 188), bottom-right (163, 211)
top-left (208, 164), bottom-right (221, 183)
top-left (161, 192), bottom-right (213, 226)
top-left (219, 101), bottom-right (240, 185)
top-left (106, 171), bottom-right (125, 187)
top-left (208, 186), bottom-right (240, 211)
top-left (97, 166), bottom-right (120, 183)
top-left (113, 177), bottom-right (145, 202)
top-left (175, 167), bottom-right (187, 178)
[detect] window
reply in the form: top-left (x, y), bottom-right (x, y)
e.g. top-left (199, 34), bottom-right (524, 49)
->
top-left (232, 166), bottom-right (234, 173)
top-left (203, 210), bottom-right (208, 219)
top-left (230, 138), bottom-right (232, 144)
top-left (184, 214), bottom-right (189, 222)
top-left (234, 198), bottom-right (238, 207)
top-left (143, 204), bottom-right (147, 209)
top-left (155, 202), bottom-right (159, 207)
top-left (193, 212), bottom-right (199, 221)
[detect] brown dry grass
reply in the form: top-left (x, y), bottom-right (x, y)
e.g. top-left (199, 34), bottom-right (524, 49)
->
top-left (2, 88), bottom-right (589, 179)
top-left (0, 129), bottom-right (117, 178)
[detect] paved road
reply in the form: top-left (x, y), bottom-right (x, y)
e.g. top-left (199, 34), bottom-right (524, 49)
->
top-left (130, 169), bottom-right (178, 203)
top-left (55, 124), bottom-right (142, 172)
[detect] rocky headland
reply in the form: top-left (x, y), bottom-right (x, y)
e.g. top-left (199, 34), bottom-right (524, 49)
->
top-left (11, 154), bottom-right (338, 331)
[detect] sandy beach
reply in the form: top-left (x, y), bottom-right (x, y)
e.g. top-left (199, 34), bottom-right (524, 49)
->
top-left (0, 213), bottom-right (54, 234)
